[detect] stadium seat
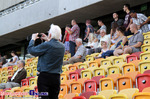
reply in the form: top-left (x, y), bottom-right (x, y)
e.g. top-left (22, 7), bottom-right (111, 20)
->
top-left (70, 81), bottom-right (82, 93)
top-left (135, 74), bottom-right (150, 92)
top-left (77, 78), bottom-right (90, 88)
top-left (109, 94), bottom-right (128, 99)
top-left (81, 69), bottom-right (93, 79)
top-left (78, 63), bottom-right (88, 69)
top-left (89, 95), bottom-right (106, 99)
top-left (98, 90), bottom-right (117, 99)
top-left (119, 54), bottom-right (129, 62)
top-left (106, 56), bottom-right (118, 63)
top-left (29, 77), bottom-right (37, 86)
top-left (84, 80), bottom-right (97, 92)
top-left (126, 54), bottom-right (138, 63)
top-left (122, 63), bottom-right (136, 74)
top-left (99, 77), bottom-right (114, 91)
top-left (21, 77), bottom-right (34, 86)
top-left (93, 67), bottom-right (105, 76)
top-left (25, 67), bottom-right (32, 77)
top-left (5, 90), bottom-right (12, 98)
top-left (2, 67), bottom-right (8, 72)
top-left (8, 70), bottom-right (14, 77)
top-left (86, 55), bottom-right (94, 61)
top-left (124, 71), bottom-right (141, 84)
top-left (101, 59), bottom-right (112, 66)
top-left (62, 79), bottom-right (75, 89)
top-left (91, 76), bottom-right (105, 87)
top-left (32, 66), bottom-right (37, 76)
top-left (131, 52), bottom-right (143, 59)
top-left (1, 77), bottom-right (8, 83)
top-left (80, 91), bottom-right (97, 99)
top-left (13, 65), bottom-right (18, 72)
top-left (142, 87), bottom-right (150, 92)
top-left (143, 70), bottom-right (150, 74)
top-left (75, 68), bottom-right (85, 77)
top-left (73, 62), bottom-right (82, 67)
top-left (141, 44), bottom-right (150, 52)
top-left (138, 60), bottom-right (150, 73)
top-left (73, 96), bottom-right (86, 99)
top-left (132, 92), bottom-right (150, 99)
top-left (119, 88), bottom-right (139, 99)
top-left (7, 66), bottom-right (13, 71)
top-left (129, 60), bottom-right (141, 71)
top-left (94, 58), bottom-right (103, 66)
top-left (61, 73), bottom-right (68, 83)
top-left (107, 65), bottom-right (120, 75)
top-left (62, 66), bottom-right (68, 72)
top-left (1, 71), bottom-right (8, 77)
top-left (112, 57), bottom-right (124, 65)
top-left (107, 74), bottom-right (121, 86)
top-left (88, 61), bottom-right (98, 67)
top-left (63, 93), bottom-right (79, 99)
top-left (59, 83), bottom-right (68, 98)
top-left (140, 52), bottom-right (150, 61)
top-left (68, 65), bottom-right (78, 71)
top-left (91, 53), bottom-right (100, 57)
top-left (117, 76), bottom-right (133, 91)
top-left (69, 71), bottom-right (79, 81)
top-left (143, 32), bottom-right (150, 39)
top-left (144, 38), bottom-right (150, 45)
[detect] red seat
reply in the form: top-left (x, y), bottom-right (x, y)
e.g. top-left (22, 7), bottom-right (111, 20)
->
top-left (143, 70), bottom-right (150, 74)
top-left (73, 96), bottom-right (86, 99)
top-left (75, 68), bottom-right (85, 77)
top-left (69, 71), bottom-right (80, 81)
top-left (84, 80), bottom-right (97, 92)
top-left (80, 91), bottom-right (97, 99)
top-left (136, 74), bottom-right (150, 92)
top-left (126, 54), bottom-right (138, 63)
top-left (3, 88), bottom-right (11, 91)
top-left (131, 51), bottom-right (143, 59)
top-left (21, 77), bottom-right (34, 86)
top-left (91, 76), bottom-right (105, 87)
top-left (7, 66), bottom-right (13, 70)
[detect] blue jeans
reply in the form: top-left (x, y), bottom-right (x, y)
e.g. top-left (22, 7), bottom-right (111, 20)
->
top-left (101, 50), bottom-right (114, 58)
top-left (69, 41), bottom-right (76, 57)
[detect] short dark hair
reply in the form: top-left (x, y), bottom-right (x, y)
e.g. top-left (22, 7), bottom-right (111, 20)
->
top-left (66, 24), bottom-right (71, 28)
top-left (129, 10), bottom-right (136, 14)
top-left (124, 4), bottom-right (130, 10)
top-left (98, 20), bottom-right (102, 22)
top-left (116, 26), bottom-right (126, 34)
top-left (11, 51), bottom-right (17, 55)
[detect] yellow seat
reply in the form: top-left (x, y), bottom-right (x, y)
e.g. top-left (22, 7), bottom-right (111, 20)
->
top-left (63, 55), bottom-right (68, 61)
top-left (143, 32), bottom-right (150, 39)
top-left (99, 77), bottom-right (114, 91)
top-left (1, 71), bottom-right (8, 77)
top-left (101, 59), bottom-right (112, 66)
top-left (13, 65), bottom-right (18, 72)
top-left (60, 73), bottom-right (68, 83)
top-left (106, 56), bottom-right (118, 63)
top-left (107, 65), bottom-right (120, 75)
top-left (70, 81), bottom-right (82, 94)
top-left (122, 63), bottom-right (136, 74)
top-left (119, 54), bottom-right (130, 62)
top-left (89, 95), bottom-right (106, 99)
top-left (109, 94), bottom-right (128, 99)
top-left (2, 67), bottom-right (8, 72)
top-left (141, 44), bottom-right (150, 52)
top-left (1, 77), bottom-right (8, 83)
top-left (100, 65), bottom-right (111, 72)
top-left (119, 88), bottom-right (139, 99)
top-left (138, 60), bottom-right (150, 73)
top-left (78, 63), bottom-right (88, 69)
top-left (29, 78), bottom-right (37, 86)
top-left (113, 57), bottom-right (124, 65)
top-left (132, 92), bottom-right (150, 99)
top-left (93, 67), bottom-right (105, 76)
top-left (86, 55), bottom-right (94, 61)
top-left (68, 65), bottom-right (78, 71)
top-left (23, 86), bottom-right (32, 98)
top-left (98, 90), bottom-right (117, 99)
top-left (140, 52), bottom-right (150, 61)
top-left (25, 67), bottom-right (32, 77)
top-left (88, 61), bottom-right (99, 67)
top-left (91, 53), bottom-right (100, 57)
top-left (144, 38), bottom-right (150, 45)
top-left (32, 66), bottom-right (37, 76)
top-left (59, 84), bottom-right (68, 98)
top-left (62, 66), bottom-right (68, 72)
top-left (81, 69), bottom-right (93, 79)
top-left (5, 90), bottom-right (12, 98)
top-left (11, 87), bottom-right (20, 92)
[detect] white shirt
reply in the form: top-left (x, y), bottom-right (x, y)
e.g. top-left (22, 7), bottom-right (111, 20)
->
top-left (98, 35), bottom-right (111, 49)
top-left (11, 68), bottom-right (23, 81)
top-left (13, 56), bottom-right (19, 65)
top-left (87, 42), bottom-right (98, 49)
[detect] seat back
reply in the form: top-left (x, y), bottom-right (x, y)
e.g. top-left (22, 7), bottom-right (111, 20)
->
top-left (81, 69), bottom-right (93, 79)
top-left (29, 78), bottom-right (37, 86)
top-left (141, 44), bottom-right (150, 52)
top-left (101, 59), bottom-right (112, 66)
top-left (68, 65), bottom-right (78, 71)
top-left (84, 80), bottom-right (97, 92)
top-left (99, 90), bottom-right (117, 99)
top-left (126, 55), bottom-right (138, 63)
top-left (132, 92), bottom-right (150, 99)
top-left (70, 81), bottom-right (82, 94)
top-left (91, 76), bottom-right (105, 87)
top-left (138, 61), bottom-right (150, 73)
top-left (60, 73), bottom-right (68, 83)
top-left (78, 63), bottom-right (88, 69)
top-left (59, 84), bottom-right (68, 97)
top-left (89, 61), bottom-right (98, 68)
top-left (86, 55), bottom-right (94, 61)
top-left (122, 63), bottom-right (136, 74)
top-left (113, 57), bottom-right (124, 65)
top-left (107, 66), bottom-right (120, 75)
top-left (108, 74), bottom-right (121, 86)
top-left (140, 52), bottom-right (150, 61)
top-left (93, 68), bottom-right (105, 76)
top-left (69, 71), bottom-right (79, 81)
top-left (144, 38), bottom-right (150, 45)
top-left (124, 71), bottom-right (140, 83)
top-left (25, 67), bottom-right (32, 77)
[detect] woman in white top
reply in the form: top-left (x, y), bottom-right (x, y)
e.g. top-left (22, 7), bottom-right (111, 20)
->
top-left (2, 51), bottom-right (19, 68)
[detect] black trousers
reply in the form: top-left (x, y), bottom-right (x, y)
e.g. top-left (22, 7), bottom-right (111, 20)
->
top-left (69, 41), bottom-right (76, 57)
top-left (37, 72), bottom-right (60, 99)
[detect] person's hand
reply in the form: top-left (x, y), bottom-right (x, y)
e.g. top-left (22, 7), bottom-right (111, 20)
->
top-left (123, 45), bottom-right (128, 50)
top-left (41, 33), bottom-right (49, 41)
top-left (126, 27), bottom-right (129, 31)
top-left (84, 38), bottom-right (86, 40)
top-left (32, 33), bottom-right (39, 41)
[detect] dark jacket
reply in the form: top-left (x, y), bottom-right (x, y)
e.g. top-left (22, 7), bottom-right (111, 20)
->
top-left (9, 68), bottom-right (27, 84)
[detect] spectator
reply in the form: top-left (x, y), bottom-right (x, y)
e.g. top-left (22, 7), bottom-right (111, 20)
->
top-left (63, 24), bottom-right (71, 54)
top-left (86, 33), bottom-right (98, 55)
top-left (3, 55), bottom-right (8, 63)
top-left (111, 22), bottom-right (119, 43)
top-left (63, 38), bottom-right (86, 65)
top-left (94, 29), bottom-right (101, 42)
top-left (110, 13), bottom-right (124, 39)
top-left (129, 10), bottom-right (150, 33)
top-left (28, 24), bottom-right (65, 99)
top-left (101, 26), bottom-right (128, 58)
top-left (84, 19), bottom-right (94, 41)
top-left (0, 57), bottom-right (7, 68)
top-left (117, 24), bottom-right (144, 54)
top-left (3, 51), bottom-right (19, 68)
top-left (0, 60), bottom-right (26, 89)
top-left (123, 4), bottom-right (132, 36)
top-left (97, 20), bottom-right (107, 33)
top-left (66, 19), bottom-right (80, 57)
